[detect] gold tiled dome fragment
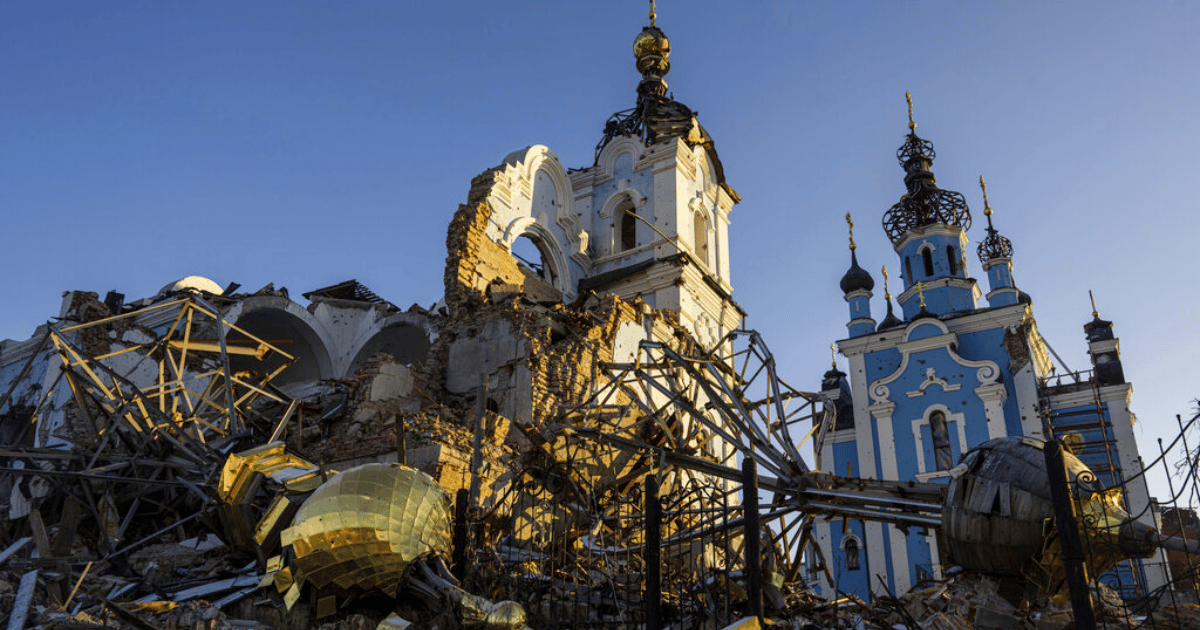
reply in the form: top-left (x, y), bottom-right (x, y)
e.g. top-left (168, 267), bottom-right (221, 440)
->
top-left (281, 463), bottom-right (452, 599)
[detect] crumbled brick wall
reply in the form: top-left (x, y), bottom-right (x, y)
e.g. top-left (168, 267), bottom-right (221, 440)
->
top-left (296, 353), bottom-right (421, 465)
top-left (1161, 507), bottom-right (1200, 590)
top-left (444, 168), bottom-right (525, 319)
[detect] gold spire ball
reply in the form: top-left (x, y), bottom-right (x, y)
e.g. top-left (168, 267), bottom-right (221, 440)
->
top-left (634, 0), bottom-right (671, 78)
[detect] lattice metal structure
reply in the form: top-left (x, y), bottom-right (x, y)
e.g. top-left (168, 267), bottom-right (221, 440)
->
top-left (47, 297), bottom-right (297, 454)
top-left (550, 329), bottom-right (944, 586)
top-left (13, 295), bottom-right (300, 559)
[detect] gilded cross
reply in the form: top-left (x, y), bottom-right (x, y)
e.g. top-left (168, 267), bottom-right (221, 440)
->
top-left (906, 91), bottom-right (916, 131)
top-left (980, 175), bottom-right (992, 217)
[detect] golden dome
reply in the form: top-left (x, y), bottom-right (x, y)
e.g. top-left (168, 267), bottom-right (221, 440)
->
top-left (634, 25), bottom-right (670, 77)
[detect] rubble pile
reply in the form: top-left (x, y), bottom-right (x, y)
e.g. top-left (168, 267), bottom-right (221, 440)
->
top-left (1, 166), bottom-right (1196, 629)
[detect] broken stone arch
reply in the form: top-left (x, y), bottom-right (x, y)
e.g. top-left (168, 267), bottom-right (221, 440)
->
top-left (343, 313), bottom-right (436, 377)
top-left (502, 217), bottom-right (571, 294)
top-left (224, 296), bottom-right (333, 386)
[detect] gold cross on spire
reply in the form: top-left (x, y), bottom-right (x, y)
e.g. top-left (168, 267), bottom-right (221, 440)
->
top-left (906, 91), bottom-right (916, 131)
top-left (830, 343), bottom-right (838, 369)
top-left (1089, 290), bottom-right (1099, 318)
top-left (917, 281), bottom-right (927, 309)
top-left (980, 175), bottom-right (993, 217)
top-left (649, 0), bottom-right (656, 26)
top-left (845, 212), bottom-right (856, 250)
top-left (882, 266), bottom-right (892, 300)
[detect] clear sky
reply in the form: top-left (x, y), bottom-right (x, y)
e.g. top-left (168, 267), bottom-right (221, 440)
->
top-left (2, 2), bottom-right (1198, 499)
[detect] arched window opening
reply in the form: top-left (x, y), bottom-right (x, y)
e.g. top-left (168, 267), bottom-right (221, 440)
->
top-left (905, 258), bottom-right (913, 285)
top-left (930, 410), bottom-right (953, 471)
top-left (693, 211), bottom-right (710, 265)
top-left (922, 248), bottom-right (934, 277)
top-left (947, 246), bottom-right (958, 276)
top-left (513, 234), bottom-right (557, 286)
top-left (844, 538), bottom-right (861, 571)
top-left (619, 200), bottom-right (637, 251)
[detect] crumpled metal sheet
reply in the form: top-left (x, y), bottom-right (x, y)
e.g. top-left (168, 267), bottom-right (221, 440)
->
top-left (217, 442), bottom-right (320, 506)
top-left (280, 463), bottom-right (452, 599)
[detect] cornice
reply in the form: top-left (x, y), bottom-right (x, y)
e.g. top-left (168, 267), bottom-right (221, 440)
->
top-left (893, 223), bottom-right (969, 252)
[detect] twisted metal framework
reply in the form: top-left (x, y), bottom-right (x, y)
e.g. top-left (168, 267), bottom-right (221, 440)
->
top-left (551, 329), bottom-right (944, 583)
top-left (13, 296), bottom-right (299, 557)
top-left (595, 87), bottom-right (695, 164)
top-left (47, 297), bottom-right (297, 458)
top-left (882, 132), bottom-right (972, 243)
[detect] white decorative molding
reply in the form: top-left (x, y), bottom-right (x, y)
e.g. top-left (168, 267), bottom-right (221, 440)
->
top-left (892, 223), bottom-right (969, 253)
top-left (598, 182), bottom-right (648, 219)
top-left (870, 318), bottom-right (1002, 406)
top-left (906, 367), bottom-right (961, 398)
top-left (1044, 382), bottom-right (1132, 409)
top-left (896, 274), bottom-right (982, 307)
top-left (594, 136), bottom-right (646, 181)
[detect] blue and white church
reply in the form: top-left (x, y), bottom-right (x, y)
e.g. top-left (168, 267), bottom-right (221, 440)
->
top-left (812, 101), bottom-right (1169, 600)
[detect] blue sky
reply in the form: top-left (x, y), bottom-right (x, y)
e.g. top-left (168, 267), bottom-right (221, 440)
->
top-left (2, 2), bottom-right (1198, 499)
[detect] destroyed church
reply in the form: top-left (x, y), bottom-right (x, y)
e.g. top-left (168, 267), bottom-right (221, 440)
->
top-left (0, 8), bottom-right (1189, 630)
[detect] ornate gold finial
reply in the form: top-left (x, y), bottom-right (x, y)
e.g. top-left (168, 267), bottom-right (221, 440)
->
top-left (845, 212), bottom-right (856, 250)
top-left (917, 281), bottom-right (927, 309)
top-left (980, 175), bottom-right (992, 217)
top-left (649, 0), bottom-right (656, 26)
top-left (906, 91), bottom-right (916, 131)
top-left (830, 343), bottom-right (838, 369)
top-left (882, 266), bottom-right (892, 300)
top-left (1089, 290), bottom-right (1099, 318)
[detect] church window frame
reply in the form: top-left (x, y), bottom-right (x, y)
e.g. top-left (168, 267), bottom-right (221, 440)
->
top-left (840, 534), bottom-right (863, 571)
top-left (946, 245), bottom-right (958, 276)
top-left (921, 246), bottom-right (934, 278)
top-left (929, 410), bottom-right (953, 470)
top-left (618, 199), bottom-right (637, 252)
top-left (911, 405), bottom-right (970, 481)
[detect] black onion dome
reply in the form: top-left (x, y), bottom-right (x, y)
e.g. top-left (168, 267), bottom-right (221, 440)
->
top-left (821, 367), bottom-right (847, 391)
top-left (840, 250), bottom-right (875, 294)
top-left (882, 132), bottom-right (972, 244)
top-left (977, 224), bottom-right (1014, 263)
top-left (877, 299), bottom-right (904, 331)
